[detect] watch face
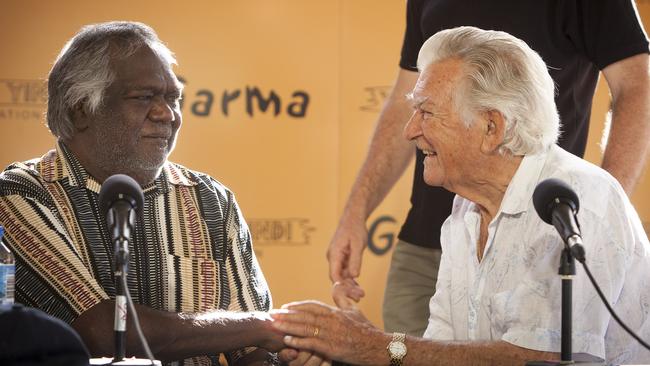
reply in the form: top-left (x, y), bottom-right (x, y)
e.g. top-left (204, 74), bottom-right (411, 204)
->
top-left (389, 341), bottom-right (407, 357)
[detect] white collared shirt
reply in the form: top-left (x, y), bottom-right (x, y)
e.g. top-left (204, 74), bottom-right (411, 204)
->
top-left (423, 145), bottom-right (650, 364)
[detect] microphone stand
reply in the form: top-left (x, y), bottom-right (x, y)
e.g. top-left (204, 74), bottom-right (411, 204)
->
top-left (527, 237), bottom-right (602, 366)
top-left (89, 223), bottom-right (159, 365)
top-left (113, 236), bottom-right (129, 362)
top-left (558, 245), bottom-right (575, 364)
top-left (104, 201), bottom-right (159, 365)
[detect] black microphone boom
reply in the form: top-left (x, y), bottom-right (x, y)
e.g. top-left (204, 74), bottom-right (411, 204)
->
top-left (532, 178), bottom-right (583, 252)
top-left (98, 174), bottom-right (144, 215)
top-left (99, 174), bottom-right (144, 239)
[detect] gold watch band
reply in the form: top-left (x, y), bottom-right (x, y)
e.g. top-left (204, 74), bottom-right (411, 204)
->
top-left (388, 332), bottom-right (407, 366)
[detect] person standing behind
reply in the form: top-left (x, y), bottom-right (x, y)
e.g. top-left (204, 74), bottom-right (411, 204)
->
top-left (328, 0), bottom-right (650, 336)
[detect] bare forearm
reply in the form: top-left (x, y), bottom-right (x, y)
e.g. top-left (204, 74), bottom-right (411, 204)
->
top-left (164, 310), bottom-right (273, 361)
top-left (273, 302), bottom-right (558, 366)
top-left (400, 338), bottom-right (557, 366)
top-left (327, 70), bottom-right (420, 281)
top-left (601, 92), bottom-right (650, 194)
top-left (358, 333), bottom-right (557, 366)
top-left (601, 53), bottom-right (650, 194)
top-left (342, 69), bottom-right (418, 221)
top-left (72, 300), bottom-right (278, 362)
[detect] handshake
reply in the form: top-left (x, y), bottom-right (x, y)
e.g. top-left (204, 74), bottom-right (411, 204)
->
top-left (265, 279), bottom-right (380, 366)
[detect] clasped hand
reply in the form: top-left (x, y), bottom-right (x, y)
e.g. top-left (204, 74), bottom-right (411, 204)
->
top-left (272, 279), bottom-right (378, 366)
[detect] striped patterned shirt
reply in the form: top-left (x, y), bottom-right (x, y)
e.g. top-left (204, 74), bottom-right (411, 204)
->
top-left (0, 142), bottom-right (272, 365)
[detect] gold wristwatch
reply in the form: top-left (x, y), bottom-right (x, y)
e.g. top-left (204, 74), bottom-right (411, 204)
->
top-left (387, 332), bottom-right (407, 366)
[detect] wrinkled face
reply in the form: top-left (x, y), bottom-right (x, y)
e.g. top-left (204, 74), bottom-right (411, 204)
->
top-left (91, 46), bottom-right (183, 176)
top-left (403, 58), bottom-right (484, 191)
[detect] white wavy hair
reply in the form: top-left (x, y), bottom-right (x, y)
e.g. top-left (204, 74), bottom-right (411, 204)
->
top-left (47, 21), bottom-right (177, 140)
top-left (417, 26), bottom-right (560, 155)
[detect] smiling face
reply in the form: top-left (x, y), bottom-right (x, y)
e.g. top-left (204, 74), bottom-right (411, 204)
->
top-left (77, 45), bottom-right (183, 184)
top-left (403, 58), bottom-right (486, 192)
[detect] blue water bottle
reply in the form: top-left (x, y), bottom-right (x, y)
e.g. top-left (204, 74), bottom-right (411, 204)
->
top-left (0, 227), bottom-right (15, 305)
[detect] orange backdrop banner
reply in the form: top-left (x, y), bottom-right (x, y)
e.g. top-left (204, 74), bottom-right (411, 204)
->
top-left (1, 0), bottom-right (649, 327)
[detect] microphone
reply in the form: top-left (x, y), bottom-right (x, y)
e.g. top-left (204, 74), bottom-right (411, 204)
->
top-left (532, 178), bottom-right (584, 260)
top-left (98, 174), bottom-right (144, 363)
top-left (99, 174), bottom-right (144, 244)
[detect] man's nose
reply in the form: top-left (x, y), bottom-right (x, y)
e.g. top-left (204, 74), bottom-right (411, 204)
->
top-left (149, 96), bottom-right (175, 123)
top-left (403, 112), bottom-right (421, 141)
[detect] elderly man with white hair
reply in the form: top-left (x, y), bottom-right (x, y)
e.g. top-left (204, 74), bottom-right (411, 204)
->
top-left (272, 26), bottom-right (650, 365)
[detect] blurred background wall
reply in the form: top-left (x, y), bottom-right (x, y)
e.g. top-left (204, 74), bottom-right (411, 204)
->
top-left (1, 0), bottom-right (649, 327)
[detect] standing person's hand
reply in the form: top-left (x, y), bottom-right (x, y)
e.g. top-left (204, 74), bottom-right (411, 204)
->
top-left (327, 214), bottom-right (368, 283)
top-left (332, 279), bottom-right (365, 310)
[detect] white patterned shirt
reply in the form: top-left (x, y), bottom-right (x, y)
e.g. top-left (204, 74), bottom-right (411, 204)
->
top-left (423, 145), bottom-right (650, 364)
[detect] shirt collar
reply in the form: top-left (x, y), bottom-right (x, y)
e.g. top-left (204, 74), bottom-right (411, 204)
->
top-left (498, 146), bottom-right (550, 215)
top-left (39, 141), bottom-right (196, 194)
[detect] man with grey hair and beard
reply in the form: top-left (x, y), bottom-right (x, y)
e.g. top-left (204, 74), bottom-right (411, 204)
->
top-left (272, 27), bottom-right (650, 365)
top-left (0, 21), bottom-right (310, 366)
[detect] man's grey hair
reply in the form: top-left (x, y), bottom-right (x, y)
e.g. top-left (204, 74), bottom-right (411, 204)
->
top-left (417, 26), bottom-right (560, 155)
top-left (47, 21), bottom-right (177, 140)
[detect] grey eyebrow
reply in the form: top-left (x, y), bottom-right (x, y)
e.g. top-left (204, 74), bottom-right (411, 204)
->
top-left (405, 93), bottom-right (430, 108)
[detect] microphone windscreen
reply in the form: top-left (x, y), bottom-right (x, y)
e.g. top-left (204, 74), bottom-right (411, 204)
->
top-left (98, 174), bottom-right (145, 217)
top-left (532, 178), bottom-right (580, 225)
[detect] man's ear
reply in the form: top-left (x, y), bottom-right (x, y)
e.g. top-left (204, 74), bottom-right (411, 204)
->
top-left (71, 103), bottom-right (90, 132)
top-left (480, 109), bottom-right (506, 154)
